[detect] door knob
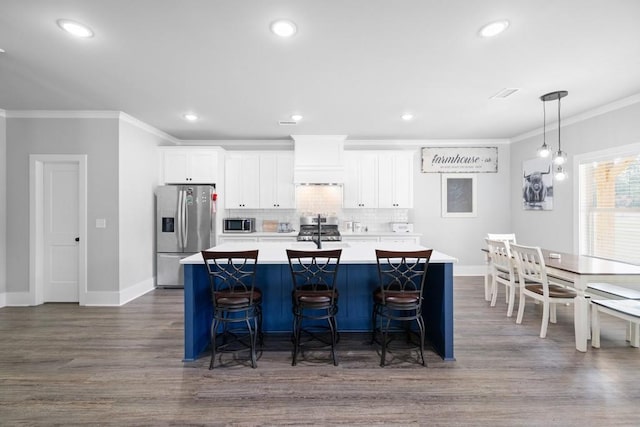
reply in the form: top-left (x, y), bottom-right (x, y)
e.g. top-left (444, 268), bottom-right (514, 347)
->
top-left (75, 237), bottom-right (80, 242)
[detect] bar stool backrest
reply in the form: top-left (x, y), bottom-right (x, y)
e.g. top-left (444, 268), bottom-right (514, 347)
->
top-left (201, 250), bottom-right (259, 308)
top-left (286, 249), bottom-right (342, 297)
top-left (376, 249), bottom-right (433, 303)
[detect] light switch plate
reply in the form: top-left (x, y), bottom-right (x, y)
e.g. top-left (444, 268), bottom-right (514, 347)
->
top-left (96, 218), bottom-right (107, 228)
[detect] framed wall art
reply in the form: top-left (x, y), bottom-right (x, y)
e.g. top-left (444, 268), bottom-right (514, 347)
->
top-left (441, 174), bottom-right (477, 217)
top-left (522, 157), bottom-right (553, 210)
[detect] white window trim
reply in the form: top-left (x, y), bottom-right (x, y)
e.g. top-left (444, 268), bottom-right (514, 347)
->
top-left (572, 142), bottom-right (640, 255)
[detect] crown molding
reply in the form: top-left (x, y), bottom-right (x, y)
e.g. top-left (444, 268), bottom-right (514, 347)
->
top-left (511, 92), bottom-right (640, 143)
top-left (345, 139), bottom-right (511, 149)
top-left (118, 112), bottom-right (179, 144)
top-left (6, 110), bottom-right (120, 119)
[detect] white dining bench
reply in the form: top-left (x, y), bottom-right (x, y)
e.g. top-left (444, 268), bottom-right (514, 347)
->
top-left (586, 282), bottom-right (640, 300)
top-left (591, 299), bottom-right (640, 348)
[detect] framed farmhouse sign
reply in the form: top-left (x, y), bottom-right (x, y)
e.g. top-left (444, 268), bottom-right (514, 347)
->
top-left (422, 147), bottom-right (498, 173)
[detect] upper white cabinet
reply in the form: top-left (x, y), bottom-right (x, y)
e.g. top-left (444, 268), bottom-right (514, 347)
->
top-left (343, 152), bottom-right (378, 208)
top-left (378, 151), bottom-right (414, 208)
top-left (161, 147), bottom-right (220, 184)
top-left (225, 153), bottom-right (260, 209)
top-left (259, 152), bottom-right (295, 209)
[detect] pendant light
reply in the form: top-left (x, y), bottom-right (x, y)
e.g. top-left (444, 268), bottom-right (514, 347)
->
top-left (536, 99), bottom-right (550, 158)
top-left (539, 90), bottom-right (568, 180)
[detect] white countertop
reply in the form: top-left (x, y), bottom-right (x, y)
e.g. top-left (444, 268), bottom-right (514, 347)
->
top-left (341, 231), bottom-right (422, 237)
top-left (220, 231), bottom-right (298, 237)
top-left (181, 241), bottom-right (457, 265)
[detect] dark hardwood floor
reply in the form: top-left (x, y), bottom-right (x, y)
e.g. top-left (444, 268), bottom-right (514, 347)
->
top-left (1, 276), bottom-right (639, 426)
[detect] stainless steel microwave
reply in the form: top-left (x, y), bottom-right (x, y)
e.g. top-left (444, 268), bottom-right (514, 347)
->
top-left (223, 218), bottom-right (256, 233)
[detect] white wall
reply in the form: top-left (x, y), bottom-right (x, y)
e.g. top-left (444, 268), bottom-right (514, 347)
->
top-left (0, 111), bottom-right (6, 298)
top-left (6, 116), bottom-right (120, 294)
top-left (118, 117), bottom-right (165, 300)
top-left (411, 142), bottom-right (512, 274)
top-left (510, 98), bottom-right (640, 251)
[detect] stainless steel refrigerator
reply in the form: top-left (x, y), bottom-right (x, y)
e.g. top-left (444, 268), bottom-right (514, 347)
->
top-left (156, 185), bottom-right (216, 288)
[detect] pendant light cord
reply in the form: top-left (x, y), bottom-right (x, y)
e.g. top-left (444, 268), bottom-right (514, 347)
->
top-left (557, 96), bottom-right (561, 152)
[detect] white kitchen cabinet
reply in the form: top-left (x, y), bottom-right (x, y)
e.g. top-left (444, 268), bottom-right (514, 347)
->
top-left (259, 152), bottom-right (295, 209)
top-left (225, 153), bottom-right (260, 209)
top-left (378, 151), bottom-right (414, 208)
top-left (343, 152), bottom-right (378, 208)
top-left (161, 147), bottom-right (219, 184)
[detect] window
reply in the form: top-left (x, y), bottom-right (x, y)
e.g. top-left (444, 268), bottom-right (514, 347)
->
top-left (578, 144), bottom-right (640, 265)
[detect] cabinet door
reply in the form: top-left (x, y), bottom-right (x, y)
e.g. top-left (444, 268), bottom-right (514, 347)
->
top-left (344, 152), bottom-right (378, 208)
top-left (391, 153), bottom-right (413, 208)
top-left (378, 152), bottom-right (413, 208)
top-left (188, 150), bottom-right (218, 183)
top-left (260, 153), bottom-right (295, 209)
top-left (275, 153), bottom-right (295, 209)
top-left (359, 154), bottom-right (378, 208)
top-left (343, 152), bottom-right (362, 208)
top-left (225, 154), bottom-right (260, 209)
top-left (162, 150), bottom-right (190, 183)
top-left (161, 149), bottom-right (218, 184)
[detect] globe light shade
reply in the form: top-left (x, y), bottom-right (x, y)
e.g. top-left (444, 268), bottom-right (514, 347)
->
top-left (537, 144), bottom-right (550, 158)
top-left (554, 165), bottom-right (567, 181)
top-left (553, 150), bottom-right (567, 165)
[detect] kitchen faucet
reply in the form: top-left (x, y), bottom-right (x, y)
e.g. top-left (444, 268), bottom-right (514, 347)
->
top-left (314, 213), bottom-right (322, 249)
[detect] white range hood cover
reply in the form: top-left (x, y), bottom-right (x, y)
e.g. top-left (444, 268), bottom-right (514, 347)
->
top-left (292, 135), bottom-right (346, 184)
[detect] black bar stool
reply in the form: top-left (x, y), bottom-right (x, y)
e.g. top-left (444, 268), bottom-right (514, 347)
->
top-left (286, 249), bottom-right (342, 366)
top-left (371, 249), bottom-right (432, 367)
top-left (201, 250), bottom-right (261, 369)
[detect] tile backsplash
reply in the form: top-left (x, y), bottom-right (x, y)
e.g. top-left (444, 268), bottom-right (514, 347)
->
top-left (225, 185), bottom-right (409, 232)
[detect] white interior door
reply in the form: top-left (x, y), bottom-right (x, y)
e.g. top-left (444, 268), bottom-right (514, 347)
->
top-left (43, 162), bottom-right (79, 302)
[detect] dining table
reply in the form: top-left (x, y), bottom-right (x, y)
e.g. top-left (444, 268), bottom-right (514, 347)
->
top-left (483, 247), bottom-right (640, 352)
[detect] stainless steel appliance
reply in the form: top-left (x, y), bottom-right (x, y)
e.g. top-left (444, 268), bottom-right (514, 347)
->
top-left (156, 185), bottom-right (216, 288)
top-left (223, 217), bottom-right (256, 233)
top-left (297, 215), bottom-right (341, 242)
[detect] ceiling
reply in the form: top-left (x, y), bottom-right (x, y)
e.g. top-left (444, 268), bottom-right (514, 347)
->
top-left (1, 0), bottom-right (639, 142)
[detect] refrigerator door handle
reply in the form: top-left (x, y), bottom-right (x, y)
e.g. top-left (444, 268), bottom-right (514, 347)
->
top-left (182, 189), bottom-right (189, 248)
top-left (177, 188), bottom-right (184, 250)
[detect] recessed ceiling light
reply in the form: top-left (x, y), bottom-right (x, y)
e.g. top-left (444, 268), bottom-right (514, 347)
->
top-left (270, 20), bottom-right (297, 37)
top-left (0, 48), bottom-right (5, 53)
top-left (401, 113), bottom-right (414, 121)
top-left (57, 19), bottom-right (94, 38)
top-left (479, 20), bottom-right (509, 38)
top-left (183, 113), bottom-right (198, 122)
top-left (291, 114), bottom-right (303, 121)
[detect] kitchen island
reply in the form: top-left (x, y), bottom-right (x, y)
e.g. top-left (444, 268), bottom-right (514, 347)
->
top-left (180, 241), bottom-right (457, 362)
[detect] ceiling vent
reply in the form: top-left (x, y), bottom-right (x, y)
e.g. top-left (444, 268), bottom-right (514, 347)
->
top-left (278, 120), bottom-right (298, 126)
top-left (490, 88), bottom-right (520, 99)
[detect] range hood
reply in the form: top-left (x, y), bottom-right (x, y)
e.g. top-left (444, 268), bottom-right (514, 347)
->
top-left (292, 135), bottom-right (346, 184)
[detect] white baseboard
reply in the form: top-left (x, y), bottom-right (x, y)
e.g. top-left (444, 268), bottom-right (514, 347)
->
top-left (119, 278), bottom-right (155, 305)
top-left (454, 264), bottom-right (486, 276)
top-left (2, 278), bottom-right (155, 307)
top-left (5, 291), bottom-right (33, 306)
top-left (84, 277), bottom-right (155, 306)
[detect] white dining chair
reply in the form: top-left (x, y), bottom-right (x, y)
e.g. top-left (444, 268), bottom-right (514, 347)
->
top-left (510, 243), bottom-right (576, 338)
top-left (484, 233), bottom-right (517, 302)
top-left (485, 238), bottom-right (519, 317)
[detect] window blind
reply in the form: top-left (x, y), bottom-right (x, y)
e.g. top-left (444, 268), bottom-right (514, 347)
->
top-left (579, 151), bottom-right (640, 265)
